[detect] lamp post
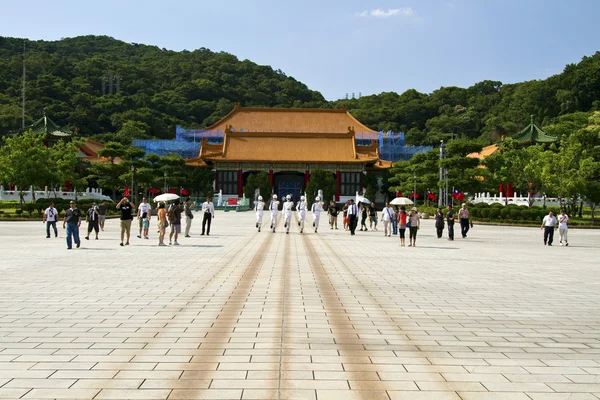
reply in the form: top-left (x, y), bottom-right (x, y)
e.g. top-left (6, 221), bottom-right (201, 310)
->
top-left (439, 140), bottom-right (445, 208)
top-left (130, 165), bottom-right (135, 204)
top-left (413, 172), bottom-right (417, 207)
top-left (163, 172), bottom-right (167, 193)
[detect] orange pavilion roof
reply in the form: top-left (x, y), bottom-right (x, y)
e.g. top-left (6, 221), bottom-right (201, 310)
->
top-left (205, 105), bottom-right (377, 134)
top-left (198, 131), bottom-right (380, 164)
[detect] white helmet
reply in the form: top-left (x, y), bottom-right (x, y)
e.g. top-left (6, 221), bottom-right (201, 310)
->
top-left (315, 196), bottom-right (320, 201)
top-left (286, 194), bottom-right (291, 200)
top-left (258, 196), bottom-right (263, 201)
top-left (300, 195), bottom-right (305, 201)
top-left (273, 194), bottom-right (278, 199)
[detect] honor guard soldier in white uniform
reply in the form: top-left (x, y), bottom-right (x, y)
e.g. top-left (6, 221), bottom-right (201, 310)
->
top-left (297, 195), bottom-right (307, 233)
top-left (269, 194), bottom-right (280, 233)
top-left (311, 196), bottom-right (324, 233)
top-left (282, 195), bottom-right (294, 234)
top-left (254, 196), bottom-right (265, 232)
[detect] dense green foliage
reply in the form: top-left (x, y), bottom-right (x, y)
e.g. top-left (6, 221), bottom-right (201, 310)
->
top-left (1, 35), bottom-right (599, 147)
top-left (306, 170), bottom-right (336, 205)
top-left (0, 35), bottom-right (325, 139)
top-left (244, 171), bottom-right (273, 202)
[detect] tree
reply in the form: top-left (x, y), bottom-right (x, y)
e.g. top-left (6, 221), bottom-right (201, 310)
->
top-left (243, 171), bottom-right (272, 204)
top-left (185, 167), bottom-right (216, 198)
top-left (0, 132), bottom-right (54, 202)
top-left (306, 170), bottom-right (336, 205)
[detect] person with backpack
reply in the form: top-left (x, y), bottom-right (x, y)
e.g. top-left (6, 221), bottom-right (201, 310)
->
top-left (168, 199), bottom-right (183, 245)
top-left (369, 202), bottom-right (378, 231)
top-left (381, 201), bottom-right (394, 237)
top-left (43, 201), bottom-right (59, 238)
top-left (327, 201), bottom-right (339, 230)
top-left (85, 202), bottom-right (100, 241)
top-left (116, 197), bottom-right (135, 246)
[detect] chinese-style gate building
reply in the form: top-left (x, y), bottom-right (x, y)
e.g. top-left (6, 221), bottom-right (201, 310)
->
top-left (185, 105), bottom-right (392, 202)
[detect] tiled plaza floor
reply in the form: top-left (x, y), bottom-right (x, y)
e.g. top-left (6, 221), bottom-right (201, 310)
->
top-left (0, 211), bottom-right (599, 400)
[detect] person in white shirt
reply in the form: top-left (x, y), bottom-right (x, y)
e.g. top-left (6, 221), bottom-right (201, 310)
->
top-left (558, 210), bottom-right (569, 246)
top-left (255, 195), bottom-right (265, 232)
top-left (137, 197), bottom-right (152, 239)
top-left (381, 202), bottom-right (394, 237)
top-left (540, 211), bottom-right (558, 246)
top-left (43, 202), bottom-right (59, 238)
top-left (269, 194), bottom-right (280, 233)
top-left (297, 195), bottom-right (306, 233)
top-left (201, 197), bottom-right (215, 235)
top-left (311, 196), bottom-right (324, 233)
top-left (282, 195), bottom-right (294, 234)
top-left (346, 198), bottom-right (359, 235)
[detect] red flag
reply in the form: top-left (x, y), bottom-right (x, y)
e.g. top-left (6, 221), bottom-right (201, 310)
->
top-left (149, 187), bottom-right (160, 195)
top-left (167, 187), bottom-right (176, 194)
top-left (124, 185), bottom-right (130, 197)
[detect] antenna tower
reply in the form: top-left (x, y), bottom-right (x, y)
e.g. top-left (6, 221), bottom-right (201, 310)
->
top-left (22, 41), bottom-right (26, 128)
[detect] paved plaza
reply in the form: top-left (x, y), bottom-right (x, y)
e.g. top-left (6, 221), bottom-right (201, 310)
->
top-left (0, 212), bottom-right (599, 400)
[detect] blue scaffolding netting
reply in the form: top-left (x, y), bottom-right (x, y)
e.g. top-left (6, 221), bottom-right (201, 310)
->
top-left (133, 127), bottom-right (431, 162)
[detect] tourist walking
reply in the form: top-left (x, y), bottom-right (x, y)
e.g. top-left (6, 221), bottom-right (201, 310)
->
top-left (85, 202), bottom-right (100, 240)
top-left (269, 194), bottom-right (280, 233)
top-left (392, 206), bottom-right (399, 235)
top-left (201, 196), bottom-right (215, 236)
top-left (446, 204), bottom-right (455, 241)
top-left (360, 203), bottom-right (368, 231)
top-left (63, 200), bottom-right (82, 249)
top-left (328, 201), bottom-right (338, 229)
top-left (98, 200), bottom-right (108, 231)
top-left (168, 199), bottom-right (183, 245)
top-left (283, 195), bottom-right (294, 234)
top-left (157, 202), bottom-right (167, 246)
top-left (558, 209), bottom-right (569, 246)
top-left (116, 197), bottom-right (135, 246)
top-left (312, 196), bottom-right (324, 233)
top-left (255, 195), bottom-right (265, 232)
top-left (398, 206), bottom-right (407, 247)
top-left (342, 201), bottom-right (349, 231)
top-left (347, 198), bottom-right (358, 235)
top-left (382, 202), bottom-right (394, 237)
top-left (435, 208), bottom-right (445, 238)
top-left (369, 202), bottom-right (378, 231)
top-left (43, 201), bottom-right (59, 238)
top-left (541, 211), bottom-right (558, 246)
top-left (297, 195), bottom-right (306, 233)
top-left (137, 197), bottom-right (151, 239)
top-left (408, 207), bottom-right (420, 247)
top-left (459, 203), bottom-right (472, 238)
top-left (184, 198), bottom-right (195, 237)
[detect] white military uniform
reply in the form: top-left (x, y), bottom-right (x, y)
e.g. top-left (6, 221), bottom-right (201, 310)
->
top-left (311, 201), bottom-right (324, 233)
top-left (254, 200), bottom-right (265, 231)
top-left (297, 199), bottom-right (307, 233)
top-left (283, 199), bottom-right (294, 234)
top-left (269, 199), bottom-right (280, 232)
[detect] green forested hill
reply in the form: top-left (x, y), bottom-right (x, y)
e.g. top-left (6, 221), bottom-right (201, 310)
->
top-left (0, 35), bottom-right (326, 138)
top-left (0, 35), bottom-right (599, 145)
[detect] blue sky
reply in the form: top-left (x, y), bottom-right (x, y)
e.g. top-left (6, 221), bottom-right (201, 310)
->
top-left (1, 0), bottom-right (598, 100)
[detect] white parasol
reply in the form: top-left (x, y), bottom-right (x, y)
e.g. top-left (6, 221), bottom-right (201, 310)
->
top-left (390, 197), bottom-right (414, 206)
top-left (153, 193), bottom-right (179, 202)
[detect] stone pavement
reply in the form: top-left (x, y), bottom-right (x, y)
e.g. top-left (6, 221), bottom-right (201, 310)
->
top-left (0, 212), bottom-right (599, 400)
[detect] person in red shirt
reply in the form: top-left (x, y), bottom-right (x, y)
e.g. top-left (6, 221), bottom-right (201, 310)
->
top-left (398, 206), bottom-right (408, 247)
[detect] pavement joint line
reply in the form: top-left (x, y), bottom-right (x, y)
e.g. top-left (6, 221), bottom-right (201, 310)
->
top-left (276, 228), bottom-right (290, 400)
top-left (301, 232), bottom-right (374, 400)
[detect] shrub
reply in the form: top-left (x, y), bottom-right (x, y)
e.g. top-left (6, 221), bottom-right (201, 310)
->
top-left (491, 202), bottom-right (503, 208)
top-left (470, 208), bottom-right (479, 218)
top-left (14, 209), bottom-right (23, 215)
top-left (488, 208), bottom-right (500, 219)
top-left (480, 208), bottom-right (491, 218)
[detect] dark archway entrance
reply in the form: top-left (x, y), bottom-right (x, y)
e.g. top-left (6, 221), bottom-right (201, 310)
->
top-left (274, 172), bottom-right (305, 202)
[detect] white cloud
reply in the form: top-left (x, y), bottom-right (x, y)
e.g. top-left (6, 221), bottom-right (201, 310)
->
top-left (357, 8), bottom-right (414, 18)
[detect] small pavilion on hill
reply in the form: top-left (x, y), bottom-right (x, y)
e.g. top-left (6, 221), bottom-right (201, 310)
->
top-left (467, 115), bottom-right (558, 197)
top-left (185, 105), bottom-right (392, 202)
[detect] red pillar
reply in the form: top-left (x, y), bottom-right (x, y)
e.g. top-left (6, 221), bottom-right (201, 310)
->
top-left (335, 171), bottom-right (341, 202)
top-left (269, 170), bottom-right (274, 185)
top-left (237, 170), bottom-right (243, 197)
top-left (304, 170), bottom-right (310, 189)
